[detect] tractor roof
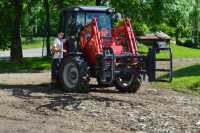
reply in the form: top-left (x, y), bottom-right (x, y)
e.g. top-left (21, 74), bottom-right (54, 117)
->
top-left (62, 6), bottom-right (114, 12)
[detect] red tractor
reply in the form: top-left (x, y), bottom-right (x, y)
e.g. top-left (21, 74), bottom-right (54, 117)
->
top-left (58, 6), bottom-right (173, 93)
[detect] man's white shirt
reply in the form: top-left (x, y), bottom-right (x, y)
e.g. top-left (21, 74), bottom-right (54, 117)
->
top-left (53, 38), bottom-right (65, 59)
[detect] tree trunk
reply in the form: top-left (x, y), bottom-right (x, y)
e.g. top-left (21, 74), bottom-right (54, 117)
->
top-left (193, 0), bottom-right (199, 47)
top-left (11, 0), bottom-right (23, 63)
top-left (44, 0), bottom-right (51, 56)
top-left (175, 28), bottom-right (179, 45)
top-left (58, 0), bottom-right (64, 31)
top-left (96, 0), bottom-right (101, 6)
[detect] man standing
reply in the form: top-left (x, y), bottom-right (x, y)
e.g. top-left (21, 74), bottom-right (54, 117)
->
top-left (51, 31), bottom-right (66, 85)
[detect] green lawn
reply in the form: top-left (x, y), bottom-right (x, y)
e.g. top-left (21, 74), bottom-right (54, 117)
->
top-left (0, 57), bottom-right (51, 73)
top-left (22, 37), bottom-right (55, 49)
top-left (138, 43), bottom-right (200, 59)
top-left (159, 44), bottom-right (200, 58)
top-left (22, 37), bottom-right (43, 49)
top-left (150, 63), bottom-right (200, 95)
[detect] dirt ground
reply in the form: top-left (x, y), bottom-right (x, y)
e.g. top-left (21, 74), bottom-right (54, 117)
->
top-left (0, 58), bottom-right (200, 133)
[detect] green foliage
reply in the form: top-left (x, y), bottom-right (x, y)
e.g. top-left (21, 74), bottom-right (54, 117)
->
top-left (151, 23), bottom-right (176, 36)
top-left (162, 0), bottom-right (194, 40)
top-left (0, 0), bottom-right (96, 50)
top-left (0, 1), bottom-right (14, 50)
top-left (111, 0), bottom-right (151, 35)
top-left (22, 1), bottom-right (45, 36)
top-left (0, 0), bottom-right (199, 49)
top-left (133, 22), bottom-right (149, 35)
top-left (110, 0), bottom-right (196, 38)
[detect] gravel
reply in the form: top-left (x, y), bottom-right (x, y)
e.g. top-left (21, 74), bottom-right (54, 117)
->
top-left (0, 58), bottom-right (199, 133)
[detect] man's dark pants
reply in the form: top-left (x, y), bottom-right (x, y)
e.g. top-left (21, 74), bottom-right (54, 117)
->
top-left (51, 59), bottom-right (62, 82)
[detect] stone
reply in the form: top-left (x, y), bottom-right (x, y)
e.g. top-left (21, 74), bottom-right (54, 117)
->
top-left (136, 131), bottom-right (147, 133)
top-left (146, 89), bottom-right (159, 95)
top-left (138, 116), bottom-right (147, 122)
top-left (90, 112), bottom-right (99, 117)
top-left (64, 106), bottom-right (74, 111)
top-left (77, 105), bottom-right (86, 110)
top-left (196, 121), bottom-right (200, 126)
top-left (139, 123), bottom-right (146, 130)
top-left (127, 112), bottom-right (135, 118)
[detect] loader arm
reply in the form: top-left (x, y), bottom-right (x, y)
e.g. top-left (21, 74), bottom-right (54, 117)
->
top-left (112, 18), bottom-right (138, 55)
top-left (80, 18), bottom-right (103, 64)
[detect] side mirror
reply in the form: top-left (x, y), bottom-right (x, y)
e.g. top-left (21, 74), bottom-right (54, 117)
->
top-left (112, 12), bottom-right (123, 26)
top-left (112, 12), bottom-right (122, 21)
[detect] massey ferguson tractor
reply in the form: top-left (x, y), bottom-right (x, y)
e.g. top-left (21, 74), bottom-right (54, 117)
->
top-left (58, 6), bottom-right (173, 93)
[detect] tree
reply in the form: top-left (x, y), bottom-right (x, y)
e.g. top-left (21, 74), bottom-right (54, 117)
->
top-left (10, 0), bottom-right (23, 63)
top-left (192, 0), bottom-right (200, 46)
top-left (96, 0), bottom-right (101, 6)
top-left (111, 0), bottom-right (151, 35)
top-left (44, 0), bottom-right (51, 56)
top-left (21, 1), bottom-right (42, 37)
top-left (0, 0), bottom-right (196, 54)
top-left (163, 0), bottom-right (193, 44)
top-left (151, 0), bottom-right (164, 24)
top-left (96, 0), bottom-right (110, 6)
top-left (0, 0), bottom-right (14, 50)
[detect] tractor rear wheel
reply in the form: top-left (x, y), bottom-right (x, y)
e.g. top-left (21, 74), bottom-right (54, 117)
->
top-left (61, 57), bottom-right (89, 93)
top-left (115, 75), bottom-right (141, 93)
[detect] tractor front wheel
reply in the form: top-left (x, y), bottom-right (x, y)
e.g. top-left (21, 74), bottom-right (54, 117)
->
top-left (115, 75), bottom-right (141, 93)
top-left (61, 57), bottom-right (89, 93)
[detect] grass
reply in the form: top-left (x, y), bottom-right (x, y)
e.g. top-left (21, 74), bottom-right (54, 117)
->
top-left (0, 57), bottom-right (51, 73)
top-left (150, 64), bottom-right (200, 95)
top-left (0, 37), bottom-right (54, 50)
top-left (22, 37), bottom-right (55, 49)
top-left (159, 44), bottom-right (200, 58)
top-left (138, 43), bottom-right (200, 59)
top-left (22, 37), bottom-right (43, 49)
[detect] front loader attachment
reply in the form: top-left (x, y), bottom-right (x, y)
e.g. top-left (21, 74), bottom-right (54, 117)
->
top-left (146, 46), bottom-right (173, 82)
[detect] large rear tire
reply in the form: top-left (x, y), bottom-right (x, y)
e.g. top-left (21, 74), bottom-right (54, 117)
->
top-left (115, 75), bottom-right (142, 93)
top-left (61, 57), bottom-right (90, 93)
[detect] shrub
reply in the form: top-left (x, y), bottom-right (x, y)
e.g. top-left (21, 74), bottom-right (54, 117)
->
top-left (151, 23), bottom-right (175, 37)
top-left (133, 22), bottom-right (149, 35)
top-left (177, 39), bottom-right (196, 48)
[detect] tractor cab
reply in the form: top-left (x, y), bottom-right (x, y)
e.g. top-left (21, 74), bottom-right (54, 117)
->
top-left (60, 6), bottom-right (113, 39)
